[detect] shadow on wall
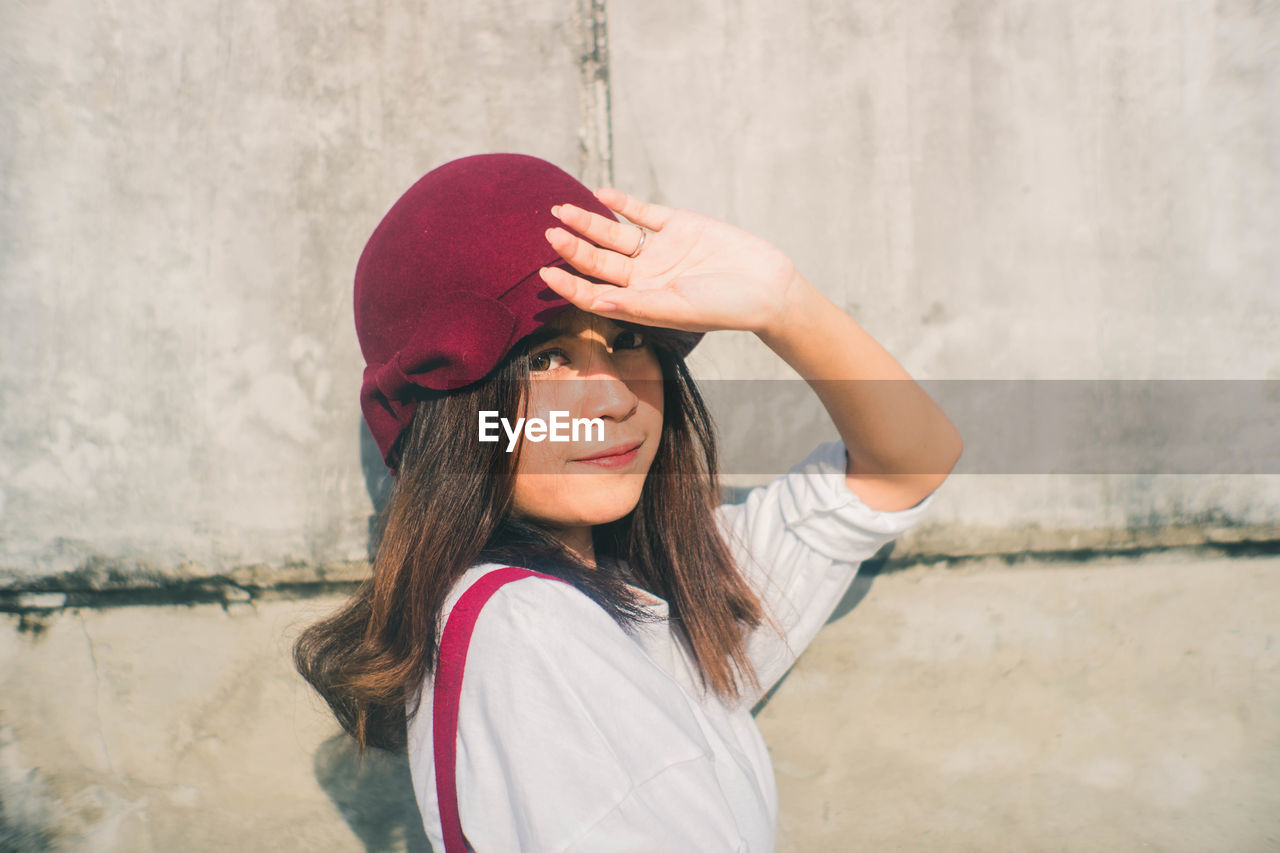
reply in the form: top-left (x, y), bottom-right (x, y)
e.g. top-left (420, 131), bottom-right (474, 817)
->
top-left (0, 726), bottom-right (57, 853)
top-left (361, 421), bottom-right (394, 563)
top-left (0, 781), bottom-right (56, 853)
top-left (312, 425), bottom-right (424, 850)
top-left (315, 734), bottom-right (434, 853)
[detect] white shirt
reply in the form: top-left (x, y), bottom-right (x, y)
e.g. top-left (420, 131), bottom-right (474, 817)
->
top-left (406, 439), bottom-right (938, 852)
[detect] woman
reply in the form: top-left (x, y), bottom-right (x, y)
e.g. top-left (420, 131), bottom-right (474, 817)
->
top-left (295, 153), bottom-right (963, 851)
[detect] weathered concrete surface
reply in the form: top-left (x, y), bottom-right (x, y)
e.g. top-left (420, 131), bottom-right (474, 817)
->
top-left (609, 1), bottom-right (1280, 510)
top-left (1, 552), bottom-right (1276, 851)
top-left (611, 1), bottom-right (1280, 381)
top-left (0, 596), bottom-right (421, 852)
top-left (759, 552), bottom-right (1280, 852)
top-left (3, 1), bottom-right (1279, 586)
top-left (0, 0), bottom-right (604, 582)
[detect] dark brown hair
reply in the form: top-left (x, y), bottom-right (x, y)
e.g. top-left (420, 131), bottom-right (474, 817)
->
top-left (294, 322), bottom-right (779, 753)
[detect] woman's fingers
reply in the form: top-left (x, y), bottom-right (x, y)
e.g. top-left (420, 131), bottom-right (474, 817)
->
top-left (544, 226), bottom-right (633, 286)
top-left (592, 188), bottom-right (674, 232)
top-left (537, 265), bottom-right (622, 314)
top-left (539, 265), bottom-right (699, 328)
top-left (552, 203), bottom-right (644, 257)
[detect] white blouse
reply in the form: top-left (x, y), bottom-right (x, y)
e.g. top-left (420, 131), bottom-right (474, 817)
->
top-left (406, 439), bottom-right (938, 852)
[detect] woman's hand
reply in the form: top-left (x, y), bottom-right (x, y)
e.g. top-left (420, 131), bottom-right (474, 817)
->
top-left (539, 188), bottom-right (804, 335)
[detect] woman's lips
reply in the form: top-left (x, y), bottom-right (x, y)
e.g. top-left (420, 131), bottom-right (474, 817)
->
top-left (573, 441), bottom-right (642, 469)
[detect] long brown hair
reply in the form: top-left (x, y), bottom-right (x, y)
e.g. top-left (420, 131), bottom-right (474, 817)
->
top-left (294, 326), bottom-right (779, 753)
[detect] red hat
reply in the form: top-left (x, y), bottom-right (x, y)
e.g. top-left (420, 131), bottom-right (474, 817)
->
top-left (354, 153), bottom-right (702, 469)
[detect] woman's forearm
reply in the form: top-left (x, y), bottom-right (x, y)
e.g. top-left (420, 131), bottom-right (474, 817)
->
top-left (757, 272), bottom-right (963, 503)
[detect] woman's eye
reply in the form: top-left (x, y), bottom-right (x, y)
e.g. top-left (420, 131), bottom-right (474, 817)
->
top-left (613, 330), bottom-right (646, 350)
top-left (529, 349), bottom-right (568, 372)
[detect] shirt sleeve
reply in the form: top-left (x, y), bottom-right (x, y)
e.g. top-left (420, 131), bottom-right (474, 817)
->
top-left (714, 439), bottom-right (939, 710)
top-left (450, 576), bottom-right (749, 852)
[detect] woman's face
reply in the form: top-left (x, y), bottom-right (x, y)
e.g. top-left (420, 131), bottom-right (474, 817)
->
top-left (507, 308), bottom-right (665, 547)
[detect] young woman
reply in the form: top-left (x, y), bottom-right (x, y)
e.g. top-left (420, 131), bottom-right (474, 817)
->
top-left (295, 153), bottom-right (963, 851)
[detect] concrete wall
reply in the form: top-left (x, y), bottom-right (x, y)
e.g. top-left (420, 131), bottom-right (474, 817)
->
top-left (3, 0), bottom-right (1277, 589)
top-left (3, 552), bottom-right (1277, 851)
top-left (608, 0), bottom-right (1280, 539)
top-left (2, 0), bottom-right (1278, 850)
top-left (1, 0), bottom-right (610, 583)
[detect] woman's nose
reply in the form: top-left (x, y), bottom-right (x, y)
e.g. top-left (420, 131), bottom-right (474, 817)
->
top-left (572, 353), bottom-right (640, 422)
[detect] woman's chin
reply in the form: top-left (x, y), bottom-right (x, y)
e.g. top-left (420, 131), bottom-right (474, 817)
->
top-left (564, 491), bottom-right (646, 527)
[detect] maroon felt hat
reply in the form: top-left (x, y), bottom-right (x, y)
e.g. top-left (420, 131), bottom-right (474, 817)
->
top-left (354, 153), bottom-right (702, 469)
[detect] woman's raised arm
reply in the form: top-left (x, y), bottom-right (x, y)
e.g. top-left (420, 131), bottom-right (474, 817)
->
top-left (754, 275), bottom-right (962, 511)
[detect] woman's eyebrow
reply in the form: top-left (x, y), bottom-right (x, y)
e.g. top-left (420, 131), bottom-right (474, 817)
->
top-left (520, 325), bottom-right (578, 349)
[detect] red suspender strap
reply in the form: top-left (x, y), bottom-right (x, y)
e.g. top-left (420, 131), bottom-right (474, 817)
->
top-left (433, 566), bottom-right (574, 853)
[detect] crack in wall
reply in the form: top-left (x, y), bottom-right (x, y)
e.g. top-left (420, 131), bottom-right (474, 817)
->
top-left (77, 614), bottom-right (116, 777)
top-left (576, 0), bottom-right (613, 190)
